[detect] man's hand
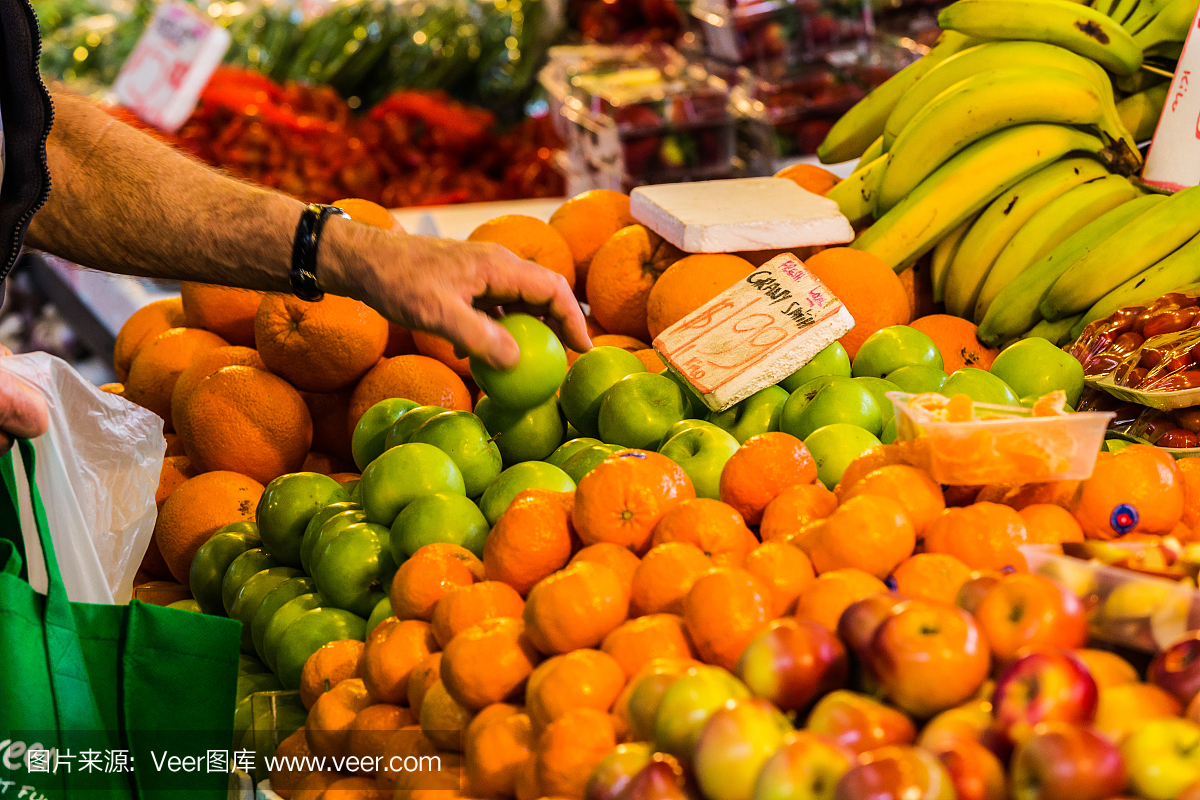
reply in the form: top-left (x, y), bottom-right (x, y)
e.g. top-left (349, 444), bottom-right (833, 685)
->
top-left (0, 358), bottom-right (49, 454)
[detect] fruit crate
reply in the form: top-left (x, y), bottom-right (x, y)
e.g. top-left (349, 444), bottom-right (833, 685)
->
top-left (689, 0), bottom-right (874, 68)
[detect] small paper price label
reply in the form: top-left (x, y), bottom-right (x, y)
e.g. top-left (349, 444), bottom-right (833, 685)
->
top-left (113, 0), bottom-right (231, 133)
top-left (1142, 6), bottom-right (1200, 191)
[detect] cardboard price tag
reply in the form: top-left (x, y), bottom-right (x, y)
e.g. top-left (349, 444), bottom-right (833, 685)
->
top-left (1142, 6), bottom-right (1200, 191)
top-left (653, 252), bottom-right (854, 412)
top-left (112, 0), bottom-right (231, 133)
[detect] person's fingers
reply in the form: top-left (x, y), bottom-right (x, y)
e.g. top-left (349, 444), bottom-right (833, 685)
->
top-left (477, 251), bottom-right (591, 352)
top-left (436, 301), bottom-right (520, 370)
top-left (0, 371), bottom-right (48, 441)
top-left (0, 431), bottom-right (12, 456)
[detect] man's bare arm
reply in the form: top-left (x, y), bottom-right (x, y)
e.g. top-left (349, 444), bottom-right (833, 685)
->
top-left (25, 90), bottom-right (589, 368)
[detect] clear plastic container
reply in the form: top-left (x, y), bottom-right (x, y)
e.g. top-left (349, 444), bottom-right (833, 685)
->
top-left (888, 391), bottom-right (1114, 485)
top-left (1022, 545), bottom-right (1200, 652)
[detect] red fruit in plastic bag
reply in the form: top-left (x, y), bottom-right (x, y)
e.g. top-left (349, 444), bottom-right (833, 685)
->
top-left (1123, 367), bottom-right (1149, 387)
top-left (1143, 418), bottom-right (1178, 442)
top-left (1112, 332), bottom-right (1145, 355)
top-left (1177, 408), bottom-right (1200, 434)
top-left (1158, 428), bottom-right (1199, 448)
top-left (1143, 308), bottom-right (1200, 339)
top-left (1147, 370), bottom-right (1200, 391)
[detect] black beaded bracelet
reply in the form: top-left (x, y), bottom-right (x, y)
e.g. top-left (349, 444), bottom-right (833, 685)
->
top-left (290, 203), bottom-right (348, 302)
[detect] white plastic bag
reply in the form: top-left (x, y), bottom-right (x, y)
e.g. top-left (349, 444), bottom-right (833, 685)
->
top-left (1, 352), bottom-right (165, 604)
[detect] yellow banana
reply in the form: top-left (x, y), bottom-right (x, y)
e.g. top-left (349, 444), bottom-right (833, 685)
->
top-left (851, 124), bottom-right (1112, 272)
top-left (941, 157), bottom-right (1112, 318)
top-left (1109, 0), bottom-right (1142, 24)
top-left (938, 0), bottom-right (1143, 76)
top-left (932, 215), bottom-right (978, 305)
top-left (824, 153), bottom-right (888, 225)
top-left (1043, 185), bottom-right (1200, 319)
top-left (1134, 0), bottom-right (1199, 49)
top-left (1124, 0), bottom-right (1176, 32)
top-left (854, 136), bottom-right (884, 170)
top-left (1023, 314), bottom-right (1085, 346)
top-left (973, 175), bottom-right (1140, 322)
top-left (1117, 82), bottom-right (1171, 142)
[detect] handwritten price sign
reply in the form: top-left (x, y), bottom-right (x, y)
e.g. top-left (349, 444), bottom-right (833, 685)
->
top-left (1143, 7), bottom-right (1200, 190)
top-left (654, 253), bottom-right (854, 412)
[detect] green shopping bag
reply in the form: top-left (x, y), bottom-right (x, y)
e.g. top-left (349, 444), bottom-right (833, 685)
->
top-left (0, 439), bottom-right (241, 798)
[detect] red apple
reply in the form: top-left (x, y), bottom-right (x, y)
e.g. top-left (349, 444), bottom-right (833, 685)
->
top-left (868, 603), bottom-right (991, 718)
top-left (805, 690), bottom-right (916, 754)
top-left (653, 666), bottom-right (751, 759)
top-left (737, 618), bottom-right (848, 713)
top-left (992, 650), bottom-right (1098, 745)
top-left (588, 743), bottom-right (656, 800)
top-left (836, 592), bottom-right (911, 687)
top-left (1149, 631), bottom-right (1200, 707)
top-left (832, 745), bottom-right (956, 800)
top-left (752, 731), bottom-right (855, 800)
top-left (929, 738), bottom-right (1007, 800)
top-left (617, 755), bottom-right (696, 800)
top-left (693, 699), bottom-right (793, 800)
top-left (918, 700), bottom-right (995, 751)
top-left (974, 574), bottom-right (1087, 663)
top-left (1009, 723), bottom-right (1126, 800)
top-left (955, 572), bottom-right (1006, 615)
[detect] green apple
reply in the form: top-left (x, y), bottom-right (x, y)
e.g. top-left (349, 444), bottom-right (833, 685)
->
top-left (190, 530), bottom-right (261, 616)
top-left (352, 398), bottom-right (420, 471)
top-left (693, 699), bottom-right (793, 800)
top-left (780, 376), bottom-right (882, 440)
top-left (881, 417), bottom-right (898, 445)
top-left (384, 405), bottom-right (448, 449)
top-left (560, 346), bottom-right (647, 437)
top-left (250, 576), bottom-right (316, 662)
top-left (221, 548), bottom-right (280, 616)
top-left (262, 593), bottom-right (322, 673)
top-left (1122, 717), bottom-right (1200, 800)
top-left (409, 410), bottom-right (502, 497)
top-left (239, 653), bottom-right (270, 675)
top-left (275, 606), bottom-right (367, 689)
top-left (942, 367), bottom-right (1021, 406)
top-left (804, 424), bottom-right (883, 489)
top-left (663, 368), bottom-right (703, 419)
top-left (167, 599), bottom-right (201, 612)
top-left (561, 443), bottom-right (625, 484)
top-left (659, 419), bottom-right (720, 450)
top-left (659, 426), bottom-right (740, 500)
top-left (300, 502), bottom-right (361, 575)
top-left (256, 472), bottom-right (348, 568)
top-left (347, 480), bottom-right (362, 504)
top-left (230, 566), bottom-right (303, 653)
top-left (851, 326), bottom-right (943, 379)
top-left (1105, 438), bottom-right (1132, 454)
top-left (360, 442), bottom-right (466, 527)
top-left (852, 376), bottom-right (900, 428)
top-left (546, 437), bottom-right (603, 468)
top-left (990, 337), bottom-right (1086, 406)
top-left (391, 492), bottom-right (489, 561)
top-left (475, 395), bottom-right (565, 467)
top-left (707, 386), bottom-right (788, 444)
top-left (313, 522), bottom-right (397, 617)
top-left (367, 596), bottom-right (393, 634)
top-left (781, 342), bottom-right (852, 392)
top-left (469, 313), bottom-right (568, 411)
top-left (886, 365), bottom-right (949, 395)
top-left (478, 462), bottom-right (576, 525)
top-left (307, 508), bottom-right (369, 578)
top-left (598, 373), bottom-right (688, 450)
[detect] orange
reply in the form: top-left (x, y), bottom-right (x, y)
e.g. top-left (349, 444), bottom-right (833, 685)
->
top-left (743, 541), bottom-right (816, 616)
top-left (255, 293), bottom-right (388, 392)
top-left (804, 248), bottom-right (911, 359)
top-left (346, 704), bottom-right (415, 770)
top-left (645, 254), bottom-right (756, 339)
top-left (774, 163), bottom-right (842, 195)
top-left (469, 214), bottom-right (576, 289)
top-left (268, 728), bottom-right (312, 798)
top-left (307, 677), bottom-right (374, 759)
top-left (153, 470), bottom-right (264, 584)
top-left (923, 503), bottom-right (1029, 571)
top-left (649, 498), bottom-right (759, 567)
top-left (890, 554), bottom-right (973, 606)
top-left (534, 708), bottom-right (617, 800)
top-left (315, 776), bottom-right (388, 798)
top-left (302, 452), bottom-right (352, 475)
top-left (361, 618), bottom-right (437, 705)
top-left (180, 366), bottom-right (313, 484)
top-left (347, 355), bottom-right (472, 436)
top-left (407, 653), bottom-right (443, 716)
top-left (585, 316), bottom-right (608, 338)
top-left (377, 726), bottom-right (461, 793)
top-left (719, 432), bottom-right (818, 526)
top-left (633, 349), bottom-right (666, 373)
top-left (155, 455), bottom-right (196, 507)
top-left (125, 327), bottom-right (229, 430)
top-left (164, 434), bottom-right (186, 457)
top-left (170, 345), bottom-right (266, 445)
top-left (569, 335), bottom-right (652, 366)
top-left (572, 450), bottom-right (694, 554)
top-left (1178, 458), bottom-right (1200, 528)
top-left (301, 639), bottom-right (366, 710)
top-left (99, 382), bottom-right (125, 398)
top-left (391, 543), bottom-right (483, 621)
top-left (569, 543), bottom-right (641, 596)
top-left (793, 568), bottom-right (889, 632)
top-left (384, 322), bottom-right (418, 357)
top-left (838, 465), bottom-right (945, 535)
top-left (586, 225), bottom-right (684, 341)
top-left (600, 614), bottom-right (697, 677)
top-left (759, 483), bottom-right (838, 542)
top-left (290, 770), bottom-right (340, 800)
top-left (441, 617), bottom-right (541, 710)
top-left (465, 706), bottom-right (534, 798)
top-left (1069, 445), bottom-right (1185, 539)
top-left (302, 389), bottom-right (355, 464)
top-left (180, 282), bottom-right (265, 347)
top-left (523, 561), bottom-right (630, 654)
top-left (431, 581), bottom-right (526, 648)
top-left (328, 472), bottom-right (360, 485)
top-left (335, 197), bottom-right (397, 230)
top-left (137, 534), bottom-right (173, 581)
top-left (907, 315), bottom-right (998, 372)
top-left (113, 297), bottom-right (187, 382)
top-left (683, 568), bottom-right (773, 670)
top-left (1019, 504), bottom-right (1085, 544)
top-left (548, 190), bottom-right (634, 293)
top-left (835, 445), bottom-right (911, 500)
top-left (628, 542), bottom-right (713, 617)
top-left (419, 679), bottom-right (473, 752)
top-left (483, 490), bottom-right (576, 596)
top-left (526, 649), bottom-right (626, 731)
top-left (412, 331), bottom-right (471, 378)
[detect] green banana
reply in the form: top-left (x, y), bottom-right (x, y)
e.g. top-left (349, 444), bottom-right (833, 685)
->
top-left (941, 157), bottom-right (1110, 322)
top-left (1117, 82), bottom-right (1171, 142)
top-left (1115, 69), bottom-right (1172, 94)
top-left (1133, 0), bottom-right (1199, 49)
top-left (876, 66), bottom-right (1137, 213)
top-left (824, 153), bottom-right (888, 225)
top-left (1073, 232), bottom-right (1200, 337)
top-left (973, 174), bottom-right (1140, 321)
top-left (938, 0), bottom-right (1144, 76)
top-left (932, 215), bottom-right (979, 305)
top-left (851, 124), bottom-right (1113, 272)
top-left (1043, 185), bottom-right (1200, 319)
top-left (1123, 0), bottom-right (1176, 32)
top-left (816, 32), bottom-right (975, 164)
top-left (976, 194), bottom-right (1166, 346)
top-left (1023, 314), bottom-right (1085, 346)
